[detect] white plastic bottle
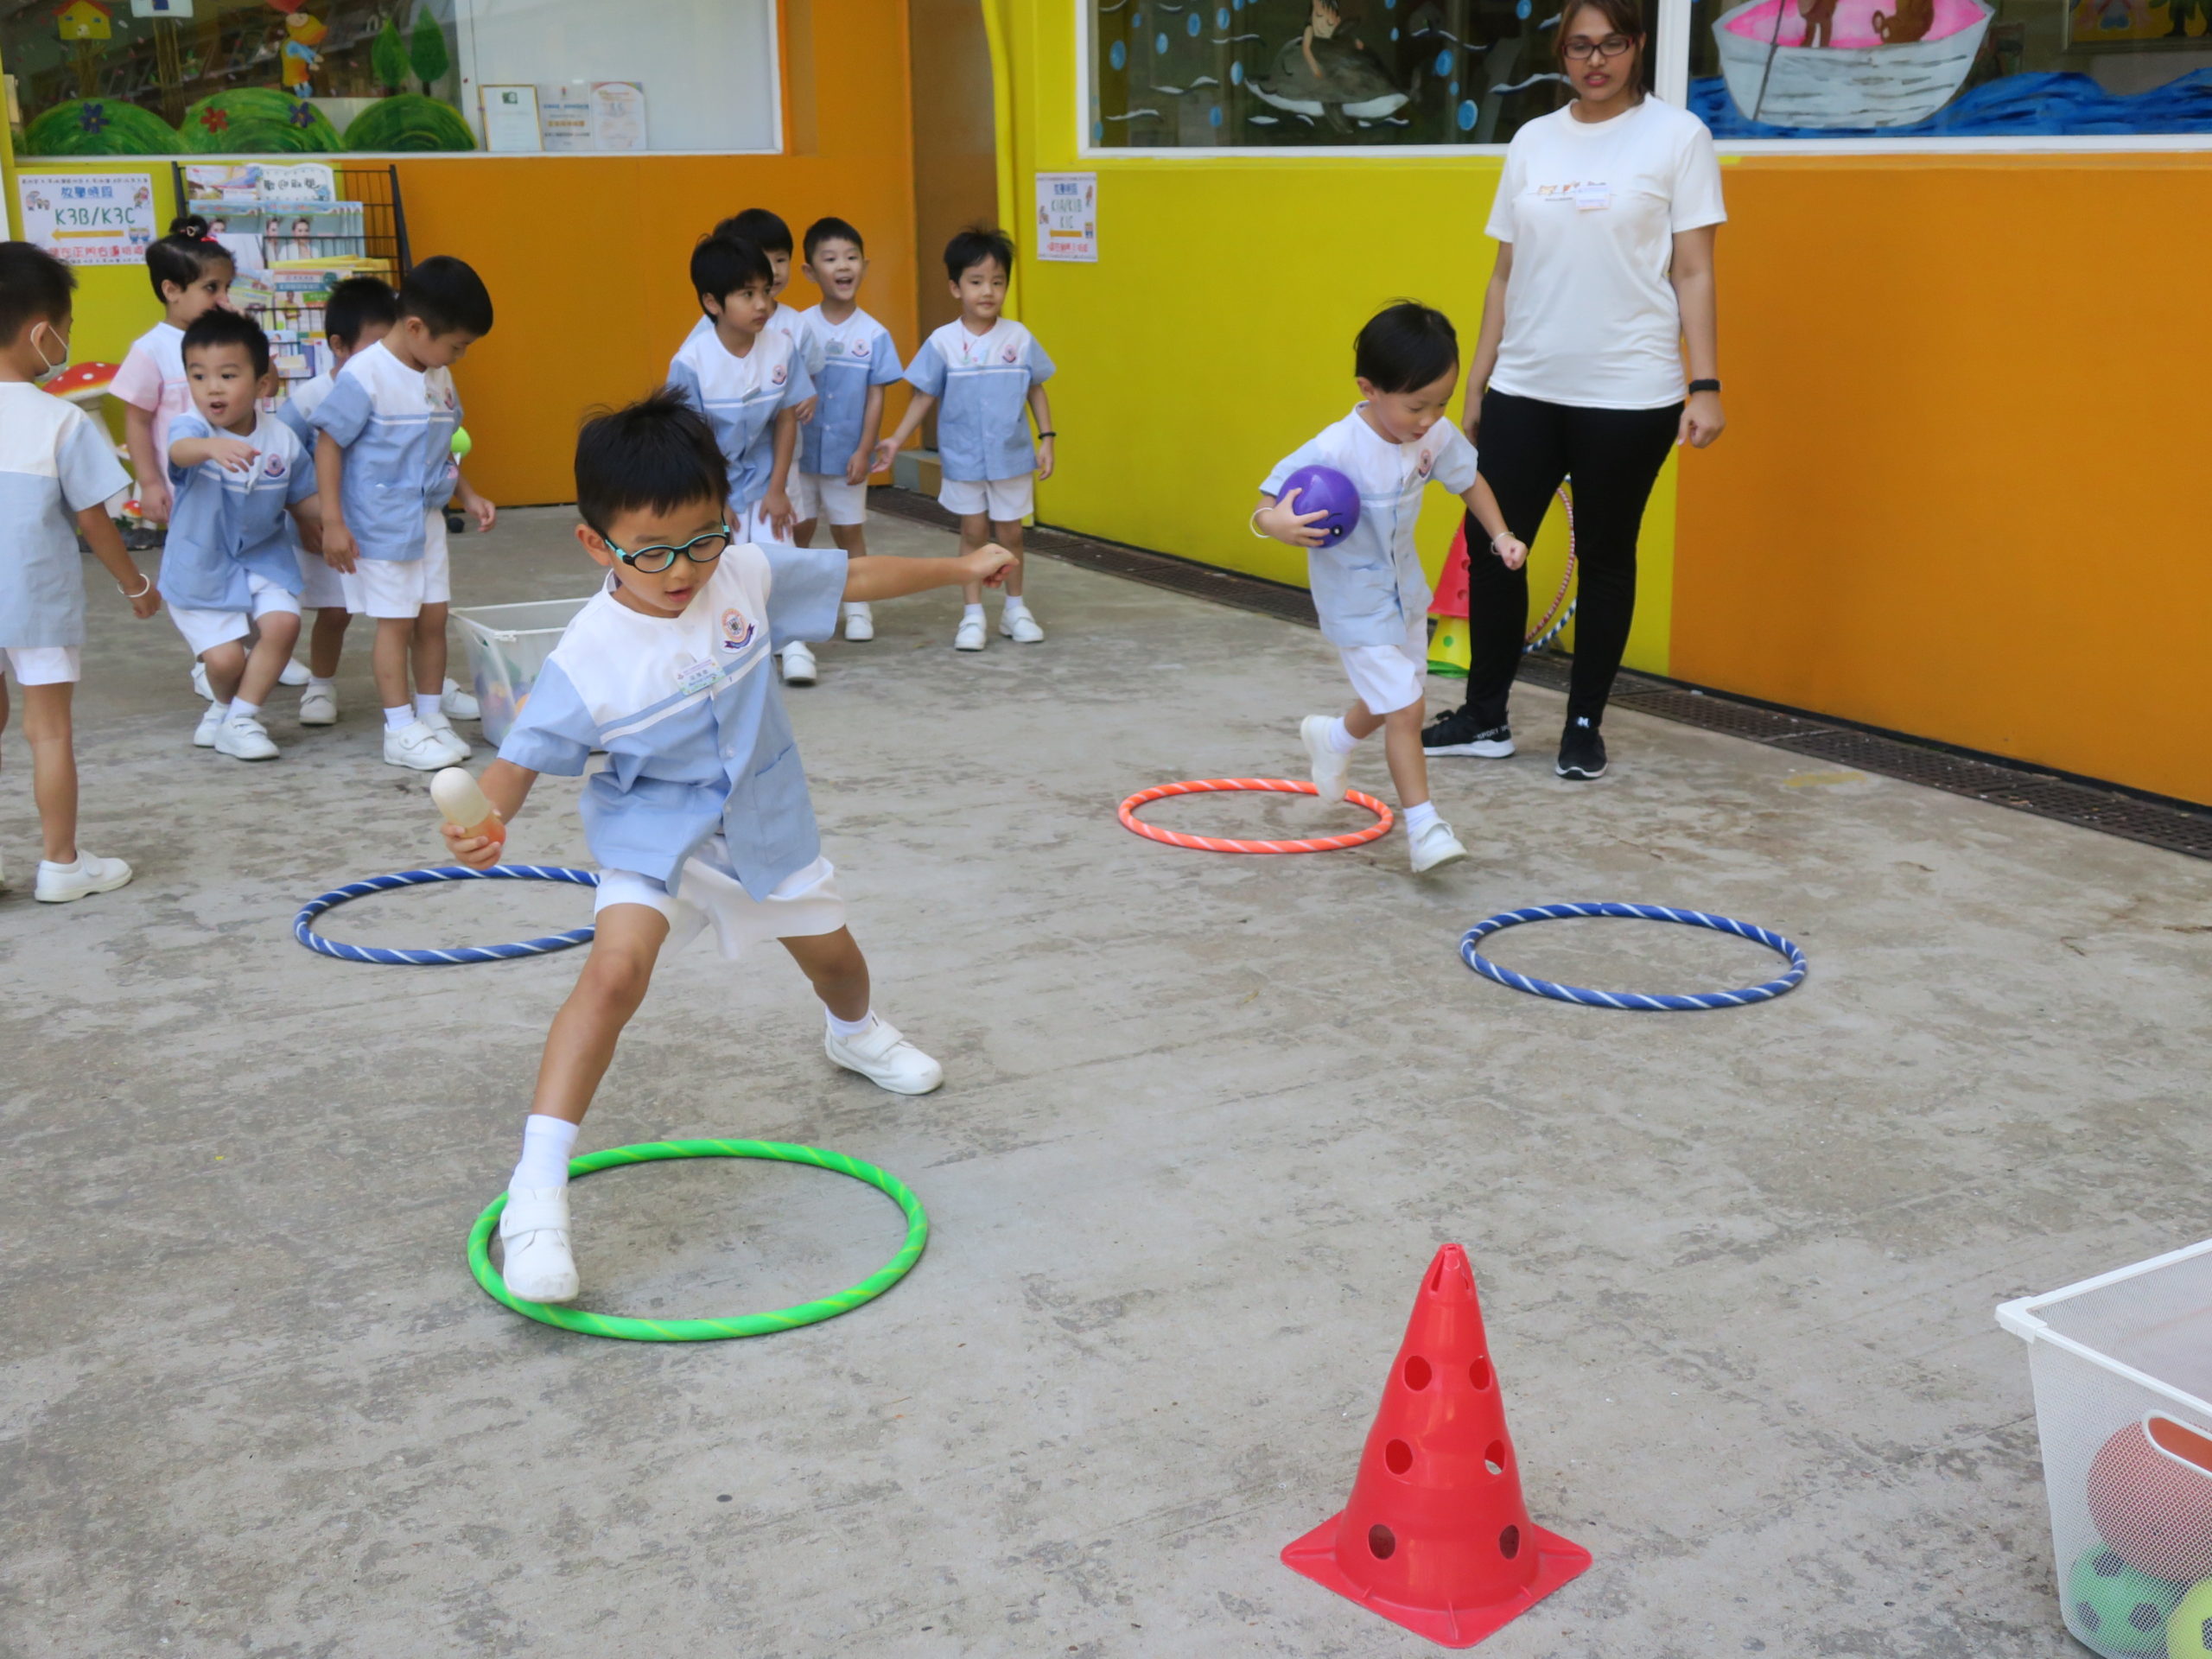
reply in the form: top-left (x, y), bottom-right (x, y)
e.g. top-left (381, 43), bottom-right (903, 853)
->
top-left (431, 767), bottom-right (506, 854)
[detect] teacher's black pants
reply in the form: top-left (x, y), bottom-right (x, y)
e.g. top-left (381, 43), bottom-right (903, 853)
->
top-left (1452, 390), bottom-right (1682, 731)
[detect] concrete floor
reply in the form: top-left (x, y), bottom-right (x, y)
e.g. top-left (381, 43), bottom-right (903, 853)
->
top-left (4, 506), bottom-right (2210, 1659)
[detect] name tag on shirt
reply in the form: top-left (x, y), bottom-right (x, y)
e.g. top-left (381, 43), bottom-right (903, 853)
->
top-left (1573, 182), bottom-right (1613, 212)
top-left (674, 656), bottom-right (720, 697)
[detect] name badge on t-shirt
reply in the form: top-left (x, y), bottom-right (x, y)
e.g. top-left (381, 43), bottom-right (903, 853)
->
top-left (1573, 182), bottom-right (1613, 212)
top-left (673, 656), bottom-right (720, 697)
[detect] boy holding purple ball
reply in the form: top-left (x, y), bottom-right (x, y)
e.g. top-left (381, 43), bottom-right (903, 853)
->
top-left (1253, 302), bottom-right (1525, 875)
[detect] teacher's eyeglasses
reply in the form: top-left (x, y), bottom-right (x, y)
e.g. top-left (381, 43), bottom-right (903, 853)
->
top-left (603, 524), bottom-right (733, 574)
top-left (1562, 33), bottom-right (1635, 57)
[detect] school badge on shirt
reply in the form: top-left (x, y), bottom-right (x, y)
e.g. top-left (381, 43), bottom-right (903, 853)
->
top-left (720, 607), bottom-right (756, 652)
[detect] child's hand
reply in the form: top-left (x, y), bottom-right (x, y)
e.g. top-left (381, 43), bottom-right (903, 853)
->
top-left (1036, 435), bottom-right (1056, 481)
top-left (844, 447), bottom-right (872, 487)
top-left (295, 515), bottom-right (325, 556)
top-left (1255, 488), bottom-right (1332, 548)
top-left (137, 479), bottom-right (171, 525)
top-left (442, 817), bottom-right (504, 870)
top-left (208, 436), bottom-right (260, 473)
top-left (793, 395), bottom-right (818, 426)
top-left (321, 521), bottom-right (359, 574)
top-left (963, 543), bottom-right (1018, 588)
top-left (766, 486), bottom-right (796, 538)
top-left (124, 575), bottom-right (162, 620)
top-left (459, 480), bottom-right (496, 533)
top-left (1486, 531), bottom-right (1528, 570)
top-left (868, 437), bottom-right (899, 476)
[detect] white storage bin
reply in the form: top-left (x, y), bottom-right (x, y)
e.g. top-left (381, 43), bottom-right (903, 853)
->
top-left (1999, 1239), bottom-right (2212, 1658)
top-left (452, 596), bottom-right (594, 747)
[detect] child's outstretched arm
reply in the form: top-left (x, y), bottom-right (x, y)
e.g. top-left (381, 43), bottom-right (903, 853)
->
top-left (870, 391), bottom-right (936, 476)
top-left (441, 759), bottom-right (538, 869)
top-left (1028, 385), bottom-right (1056, 480)
top-left (314, 430), bottom-right (358, 572)
top-left (1251, 487), bottom-right (1332, 547)
top-left (78, 505), bottom-right (160, 619)
top-left (1459, 474), bottom-right (1527, 569)
top-left (843, 543), bottom-right (1015, 602)
top-left (122, 403), bottom-right (169, 524)
top-left (169, 432), bottom-right (258, 473)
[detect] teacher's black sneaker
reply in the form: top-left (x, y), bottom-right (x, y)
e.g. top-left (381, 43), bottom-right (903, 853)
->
top-left (1555, 717), bottom-right (1608, 780)
top-left (1422, 707), bottom-right (1516, 758)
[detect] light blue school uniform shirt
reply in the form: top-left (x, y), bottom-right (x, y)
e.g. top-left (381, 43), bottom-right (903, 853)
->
top-left (275, 368), bottom-right (335, 447)
top-left (667, 327), bottom-right (816, 512)
top-left (796, 305), bottom-right (902, 478)
top-left (684, 304), bottom-right (827, 381)
top-left (0, 384), bottom-right (132, 650)
top-left (904, 318), bottom-right (1054, 483)
top-left (1262, 407), bottom-right (1480, 650)
top-left (496, 543), bottom-right (847, 899)
top-left (159, 411), bottom-right (316, 611)
top-left (307, 340), bottom-right (461, 563)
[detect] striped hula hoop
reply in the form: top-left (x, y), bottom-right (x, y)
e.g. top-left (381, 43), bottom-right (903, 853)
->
top-left (293, 864), bottom-right (600, 964)
top-left (1118, 778), bottom-right (1395, 853)
top-left (1458, 902), bottom-right (1808, 1010)
top-left (1523, 485), bottom-right (1578, 653)
top-left (468, 1140), bottom-right (928, 1341)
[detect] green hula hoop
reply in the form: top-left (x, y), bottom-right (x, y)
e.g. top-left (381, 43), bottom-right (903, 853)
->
top-left (467, 1140), bottom-right (928, 1341)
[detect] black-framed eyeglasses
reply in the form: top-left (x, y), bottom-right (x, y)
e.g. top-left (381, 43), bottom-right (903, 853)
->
top-left (603, 524), bottom-right (732, 574)
top-left (1562, 33), bottom-right (1635, 57)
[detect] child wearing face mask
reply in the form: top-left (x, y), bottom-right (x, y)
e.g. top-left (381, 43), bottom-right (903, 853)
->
top-left (0, 243), bottom-right (162, 902)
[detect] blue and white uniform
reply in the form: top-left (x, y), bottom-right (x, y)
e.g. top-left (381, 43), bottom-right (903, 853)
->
top-left (277, 370), bottom-right (344, 608)
top-left (667, 327), bottom-right (815, 543)
top-left (308, 340), bottom-right (461, 618)
top-left (0, 383), bottom-right (132, 685)
top-left (684, 303), bottom-right (826, 382)
top-left (497, 543), bottom-right (850, 957)
top-left (160, 410), bottom-right (316, 657)
top-left (905, 317), bottom-right (1053, 521)
top-left (1262, 406), bottom-right (1479, 715)
top-left (794, 305), bottom-right (901, 527)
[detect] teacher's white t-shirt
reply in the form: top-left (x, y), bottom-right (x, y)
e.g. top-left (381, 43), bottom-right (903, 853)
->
top-left (1485, 98), bottom-right (1726, 411)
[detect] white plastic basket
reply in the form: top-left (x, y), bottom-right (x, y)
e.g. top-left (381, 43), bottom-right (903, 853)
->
top-left (452, 596), bottom-right (594, 747)
top-left (1999, 1239), bottom-right (2212, 1657)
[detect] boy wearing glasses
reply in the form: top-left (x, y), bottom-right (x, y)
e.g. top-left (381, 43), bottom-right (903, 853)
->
top-left (440, 390), bottom-right (1013, 1303)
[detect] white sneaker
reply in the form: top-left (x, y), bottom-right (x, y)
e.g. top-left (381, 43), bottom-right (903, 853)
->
top-left (384, 718), bottom-right (456, 772)
top-left (780, 639), bottom-right (818, 685)
top-left (298, 683), bottom-right (338, 726)
top-left (1409, 817), bottom-right (1470, 874)
top-left (1301, 715), bottom-right (1351, 804)
top-left (499, 1186), bottom-right (580, 1303)
top-left (193, 703), bottom-right (227, 748)
top-left (999, 607), bottom-right (1045, 644)
top-left (824, 1016), bottom-right (944, 1096)
top-left (440, 677), bottom-right (480, 721)
top-left (277, 658), bottom-right (311, 688)
top-left (213, 714), bottom-right (279, 760)
top-left (423, 712), bottom-right (473, 763)
top-left (35, 851), bottom-right (133, 903)
top-left (843, 603), bottom-right (874, 642)
top-left (190, 660), bottom-right (213, 701)
top-left (954, 614), bottom-right (987, 652)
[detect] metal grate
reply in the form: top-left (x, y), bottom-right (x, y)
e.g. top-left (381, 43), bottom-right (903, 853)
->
top-left (1612, 688), bottom-right (1835, 742)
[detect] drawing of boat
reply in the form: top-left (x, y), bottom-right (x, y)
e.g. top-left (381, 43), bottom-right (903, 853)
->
top-left (1711, 0), bottom-right (1994, 127)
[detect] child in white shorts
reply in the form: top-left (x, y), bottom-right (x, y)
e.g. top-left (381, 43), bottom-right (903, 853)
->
top-left (1255, 302), bottom-right (1526, 875)
top-left (874, 228), bottom-right (1056, 653)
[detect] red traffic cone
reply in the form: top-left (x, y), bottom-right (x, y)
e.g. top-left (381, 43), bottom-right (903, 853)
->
top-left (1430, 524), bottom-right (1471, 623)
top-left (1281, 1245), bottom-right (1590, 1648)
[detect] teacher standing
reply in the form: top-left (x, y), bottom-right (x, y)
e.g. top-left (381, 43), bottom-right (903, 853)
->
top-left (1421, 0), bottom-right (1726, 781)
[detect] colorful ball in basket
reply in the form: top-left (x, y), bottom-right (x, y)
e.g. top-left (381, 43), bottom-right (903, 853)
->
top-left (2066, 1546), bottom-right (2182, 1653)
top-left (2167, 1578), bottom-right (2212, 1658)
top-left (1278, 465), bottom-right (1360, 545)
top-left (2088, 1418), bottom-right (2212, 1584)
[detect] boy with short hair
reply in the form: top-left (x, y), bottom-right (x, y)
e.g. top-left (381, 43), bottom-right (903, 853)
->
top-left (162, 309), bottom-right (321, 761)
top-left (311, 255), bottom-right (497, 772)
top-left (690, 209), bottom-right (824, 418)
top-left (874, 227), bottom-right (1056, 652)
top-left (0, 242), bottom-right (162, 900)
top-left (439, 389), bottom-right (1015, 1303)
top-left (792, 215), bottom-right (904, 652)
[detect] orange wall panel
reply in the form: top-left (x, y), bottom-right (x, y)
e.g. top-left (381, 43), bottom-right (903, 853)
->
top-left (1673, 155), bottom-right (2212, 805)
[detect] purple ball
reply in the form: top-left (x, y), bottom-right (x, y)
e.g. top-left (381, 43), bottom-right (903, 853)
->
top-left (1278, 465), bottom-right (1361, 545)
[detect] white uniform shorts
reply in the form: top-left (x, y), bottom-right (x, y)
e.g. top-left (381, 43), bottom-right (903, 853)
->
top-left (3, 646), bottom-right (79, 686)
top-left (344, 509), bottom-right (451, 619)
top-left (169, 573), bottom-right (302, 658)
top-left (296, 543), bottom-right (347, 609)
top-left (938, 474), bottom-right (1033, 523)
top-left (1338, 608), bottom-right (1431, 717)
top-left (791, 471), bottom-right (868, 527)
top-left (594, 842), bottom-right (846, 961)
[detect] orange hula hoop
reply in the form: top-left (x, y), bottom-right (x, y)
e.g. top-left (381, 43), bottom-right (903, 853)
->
top-left (1117, 778), bottom-right (1395, 854)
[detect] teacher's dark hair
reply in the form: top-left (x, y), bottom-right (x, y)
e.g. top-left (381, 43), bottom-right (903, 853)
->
top-left (1556, 0), bottom-right (1647, 66)
top-left (1355, 301), bottom-right (1459, 394)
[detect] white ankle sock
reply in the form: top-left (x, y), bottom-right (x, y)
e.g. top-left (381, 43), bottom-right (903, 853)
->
top-left (307, 675), bottom-right (335, 695)
top-left (414, 692), bottom-right (442, 721)
top-left (1002, 594), bottom-right (1029, 615)
top-left (384, 705), bottom-right (414, 732)
top-left (825, 1007), bottom-right (876, 1041)
top-left (1405, 801), bottom-right (1440, 834)
top-left (962, 602), bottom-right (984, 625)
top-left (39, 856), bottom-right (82, 875)
top-left (1325, 717), bottom-right (1360, 754)
top-left (229, 697), bottom-right (262, 723)
top-left (512, 1114), bottom-right (580, 1192)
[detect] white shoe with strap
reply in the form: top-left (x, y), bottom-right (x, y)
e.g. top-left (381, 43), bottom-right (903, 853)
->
top-left (499, 1186), bottom-right (581, 1303)
top-left (824, 1016), bottom-right (944, 1096)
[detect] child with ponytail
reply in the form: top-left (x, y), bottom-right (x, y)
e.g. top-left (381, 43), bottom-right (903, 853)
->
top-left (114, 214), bottom-right (235, 526)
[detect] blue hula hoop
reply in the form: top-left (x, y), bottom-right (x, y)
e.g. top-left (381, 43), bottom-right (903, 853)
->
top-left (294, 865), bottom-right (601, 965)
top-left (1458, 902), bottom-right (1808, 1011)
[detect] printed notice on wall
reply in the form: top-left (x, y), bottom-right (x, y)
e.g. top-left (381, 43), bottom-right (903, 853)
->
top-left (1034, 173), bottom-right (1097, 264)
top-left (16, 172), bottom-right (156, 266)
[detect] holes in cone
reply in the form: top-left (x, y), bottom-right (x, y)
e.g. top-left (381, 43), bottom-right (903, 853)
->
top-left (1403, 1355), bottom-right (1433, 1390)
top-left (1369, 1523), bottom-right (1397, 1560)
top-left (1471, 1357), bottom-right (1491, 1389)
top-left (1385, 1439), bottom-right (1414, 1476)
top-left (1498, 1524), bottom-right (1521, 1559)
top-left (1485, 1440), bottom-right (1507, 1476)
